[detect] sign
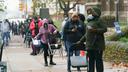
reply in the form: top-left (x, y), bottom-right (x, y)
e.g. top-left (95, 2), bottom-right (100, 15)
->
top-left (114, 22), bottom-right (122, 34)
top-left (40, 8), bottom-right (50, 19)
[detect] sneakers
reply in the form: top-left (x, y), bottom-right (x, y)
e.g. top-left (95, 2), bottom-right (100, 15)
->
top-left (44, 62), bottom-right (56, 67)
top-left (50, 62), bottom-right (56, 65)
top-left (30, 52), bottom-right (37, 56)
top-left (44, 63), bottom-right (48, 67)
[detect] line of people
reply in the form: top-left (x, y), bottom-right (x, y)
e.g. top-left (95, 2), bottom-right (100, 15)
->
top-left (23, 17), bottom-right (59, 66)
top-left (23, 6), bottom-right (107, 72)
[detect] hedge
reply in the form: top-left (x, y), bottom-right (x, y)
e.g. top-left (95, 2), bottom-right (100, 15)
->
top-left (104, 41), bottom-right (128, 63)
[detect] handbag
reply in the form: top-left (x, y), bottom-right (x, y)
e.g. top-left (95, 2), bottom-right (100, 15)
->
top-left (70, 56), bottom-right (88, 67)
top-left (32, 38), bottom-right (41, 48)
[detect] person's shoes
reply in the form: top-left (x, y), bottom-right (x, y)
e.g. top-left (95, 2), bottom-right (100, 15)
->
top-left (44, 63), bottom-right (48, 67)
top-left (67, 70), bottom-right (71, 72)
top-left (50, 62), bottom-right (56, 65)
top-left (30, 53), bottom-right (37, 56)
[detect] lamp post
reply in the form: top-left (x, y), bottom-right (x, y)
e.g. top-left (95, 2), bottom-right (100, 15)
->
top-left (115, 0), bottom-right (119, 22)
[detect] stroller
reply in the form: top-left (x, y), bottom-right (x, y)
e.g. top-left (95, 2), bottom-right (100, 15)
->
top-left (68, 43), bottom-right (88, 72)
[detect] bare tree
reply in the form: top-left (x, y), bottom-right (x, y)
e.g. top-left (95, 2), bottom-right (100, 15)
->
top-left (58, 0), bottom-right (79, 17)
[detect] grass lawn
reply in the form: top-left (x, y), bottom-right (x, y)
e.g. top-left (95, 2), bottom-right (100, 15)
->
top-left (54, 20), bottom-right (62, 31)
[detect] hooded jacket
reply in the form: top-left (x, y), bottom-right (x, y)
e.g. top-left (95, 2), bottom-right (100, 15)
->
top-left (80, 7), bottom-right (107, 51)
top-left (38, 18), bottom-right (42, 29)
top-left (36, 19), bottom-right (57, 44)
top-left (29, 19), bottom-right (35, 37)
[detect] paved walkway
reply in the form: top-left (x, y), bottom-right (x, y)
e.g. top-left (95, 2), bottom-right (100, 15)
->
top-left (2, 36), bottom-right (128, 72)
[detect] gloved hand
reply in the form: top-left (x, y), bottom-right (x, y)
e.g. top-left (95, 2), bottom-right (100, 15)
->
top-left (76, 41), bottom-right (82, 45)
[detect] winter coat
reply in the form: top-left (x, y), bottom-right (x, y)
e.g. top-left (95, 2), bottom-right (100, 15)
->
top-left (63, 19), bottom-right (85, 43)
top-left (37, 24), bottom-right (57, 44)
top-left (29, 19), bottom-right (35, 37)
top-left (80, 7), bottom-right (107, 51)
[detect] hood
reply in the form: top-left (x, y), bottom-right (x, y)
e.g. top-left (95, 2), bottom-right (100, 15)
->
top-left (92, 7), bottom-right (101, 17)
top-left (42, 18), bottom-right (49, 24)
top-left (87, 7), bottom-right (101, 18)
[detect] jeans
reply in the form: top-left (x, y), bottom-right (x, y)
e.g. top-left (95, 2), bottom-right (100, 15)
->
top-left (2, 32), bottom-right (9, 46)
top-left (65, 41), bottom-right (80, 71)
top-left (7, 32), bottom-right (11, 40)
top-left (87, 50), bottom-right (104, 72)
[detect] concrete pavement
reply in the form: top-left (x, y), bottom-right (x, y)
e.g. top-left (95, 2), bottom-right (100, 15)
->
top-left (2, 36), bottom-right (128, 72)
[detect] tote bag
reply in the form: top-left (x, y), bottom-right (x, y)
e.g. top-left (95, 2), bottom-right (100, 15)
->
top-left (70, 56), bottom-right (88, 67)
top-left (32, 39), bottom-right (41, 48)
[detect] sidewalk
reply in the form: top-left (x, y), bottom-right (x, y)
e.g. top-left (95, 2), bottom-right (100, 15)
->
top-left (2, 36), bottom-right (128, 72)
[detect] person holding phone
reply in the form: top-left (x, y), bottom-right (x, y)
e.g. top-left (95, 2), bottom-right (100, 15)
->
top-left (63, 12), bottom-right (85, 72)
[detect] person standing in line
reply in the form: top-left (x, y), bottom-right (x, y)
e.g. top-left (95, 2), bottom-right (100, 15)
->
top-left (61, 17), bottom-right (69, 55)
top-left (63, 12), bottom-right (85, 72)
top-left (35, 19), bottom-right (58, 66)
top-left (78, 7), bottom-right (107, 72)
top-left (29, 18), bottom-right (37, 55)
top-left (1, 19), bottom-right (11, 46)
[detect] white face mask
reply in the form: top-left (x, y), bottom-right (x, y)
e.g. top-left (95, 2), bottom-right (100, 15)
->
top-left (87, 14), bottom-right (94, 20)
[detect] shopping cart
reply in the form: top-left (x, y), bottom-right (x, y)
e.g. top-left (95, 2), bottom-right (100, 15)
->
top-left (68, 43), bottom-right (88, 72)
top-left (47, 33), bottom-right (63, 57)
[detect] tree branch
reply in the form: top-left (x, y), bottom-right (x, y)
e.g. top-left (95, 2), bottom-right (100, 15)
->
top-left (61, 0), bottom-right (67, 8)
top-left (69, 0), bottom-right (79, 10)
top-left (67, 0), bottom-right (70, 9)
top-left (58, 0), bottom-right (64, 10)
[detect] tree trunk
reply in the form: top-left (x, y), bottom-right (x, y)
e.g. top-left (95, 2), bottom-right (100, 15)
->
top-left (64, 10), bottom-right (69, 18)
top-left (33, 8), bottom-right (36, 16)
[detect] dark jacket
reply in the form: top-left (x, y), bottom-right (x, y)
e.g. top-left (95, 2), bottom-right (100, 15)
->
top-left (63, 19), bottom-right (85, 43)
top-left (80, 7), bottom-right (107, 51)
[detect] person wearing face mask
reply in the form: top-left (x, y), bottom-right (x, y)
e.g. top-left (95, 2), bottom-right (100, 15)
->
top-left (63, 12), bottom-right (85, 72)
top-left (77, 7), bottom-right (107, 72)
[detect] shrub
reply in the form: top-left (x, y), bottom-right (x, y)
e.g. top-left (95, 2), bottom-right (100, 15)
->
top-left (106, 33), bottom-right (121, 41)
top-left (119, 37), bottom-right (128, 42)
top-left (104, 41), bottom-right (128, 63)
top-left (107, 27), bottom-right (128, 41)
top-left (101, 15), bottom-right (115, 27)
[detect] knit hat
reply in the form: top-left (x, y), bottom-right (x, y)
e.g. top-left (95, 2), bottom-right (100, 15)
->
top-left (87, 7), bottom-right (101, 17)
